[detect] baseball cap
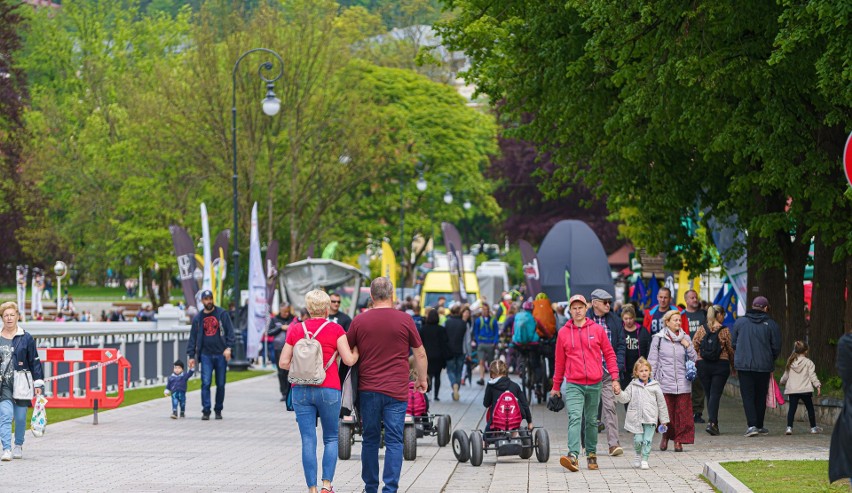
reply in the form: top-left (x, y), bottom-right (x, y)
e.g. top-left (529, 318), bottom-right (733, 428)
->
top-left (752, 296), bottom-right (769, 309)
top-left (200, 290), bottom-right (213, 299)
top-left (590, 289), bottom-right (612, 301)
top-left (568, 294), bottom-right (588, 307)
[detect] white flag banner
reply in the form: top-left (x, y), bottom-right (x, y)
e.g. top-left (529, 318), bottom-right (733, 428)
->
top-left (246, 203), bottom-right (268, 360)
top-left (31, 271), bottom-right (42, 319)
top-left (200, 203), bottom-right (213, 302)
top-left (16, 266), bottom-right (27, 317)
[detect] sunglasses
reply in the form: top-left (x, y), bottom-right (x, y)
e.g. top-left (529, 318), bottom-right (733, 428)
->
top-left (595, 300), bottom-right (611, 305)
top-left (330, 300), bottom-right (340, 304)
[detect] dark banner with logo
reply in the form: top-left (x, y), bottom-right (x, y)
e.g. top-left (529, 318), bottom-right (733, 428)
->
top-left (441, 222), bottom-right (467, 303)
top-left (265, 239), bottom-right (279, 307)
top-left (519, 239), bottom-right (542, 297)
top-left (169, 225), bottom-right (199, 309)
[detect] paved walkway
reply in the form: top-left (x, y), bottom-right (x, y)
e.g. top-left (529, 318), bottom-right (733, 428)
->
top-left (2, 372), bottom-right (831, 492)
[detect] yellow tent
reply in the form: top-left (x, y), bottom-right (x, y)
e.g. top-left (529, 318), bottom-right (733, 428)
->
top-left (676, 270), bottom-right (701, 305)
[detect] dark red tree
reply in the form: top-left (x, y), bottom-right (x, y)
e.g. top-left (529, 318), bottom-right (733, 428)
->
top-left (489, 133), bottom-right (621, 253)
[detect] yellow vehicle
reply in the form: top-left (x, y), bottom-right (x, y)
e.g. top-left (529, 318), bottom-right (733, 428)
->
top-left (420, 271), bottom-right (480, 311)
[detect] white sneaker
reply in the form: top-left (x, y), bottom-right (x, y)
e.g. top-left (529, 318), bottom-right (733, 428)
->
top-left (12, 445), bottom-right (21, 459)
top-left (785, 426), bottom-right (793, 435)
top-left (640, 460), bottom-right (650, 470)
top-left (810, 426), bottom-right (823, 434)
top-left (633, 455), bottom-right (641, 468)
top-left (1, 449), bottom-right (11, 461)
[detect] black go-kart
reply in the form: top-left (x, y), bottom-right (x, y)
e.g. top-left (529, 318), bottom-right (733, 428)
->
top-left (403, 412), bottom-right (452, 460)
top-left (451, 426), bottom-right (550, 467)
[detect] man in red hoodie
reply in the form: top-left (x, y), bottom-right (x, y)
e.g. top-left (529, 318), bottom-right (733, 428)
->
top-left (551, 294), bottom-right (620, 472)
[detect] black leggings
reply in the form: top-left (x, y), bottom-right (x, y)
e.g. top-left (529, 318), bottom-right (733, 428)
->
top-left (697, 359), bottom-right (730, 424)
top-left (428, 369), bottom-right (443, 399)
top-left (786, 393), bottom-right (817, 428)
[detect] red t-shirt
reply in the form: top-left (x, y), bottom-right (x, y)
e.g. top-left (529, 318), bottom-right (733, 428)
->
top-left (285, 318), bottom-right (346, 390)
top-left (347, 308), bottom-right (423, 402)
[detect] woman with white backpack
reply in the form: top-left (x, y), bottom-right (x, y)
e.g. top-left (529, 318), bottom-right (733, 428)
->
top-left (279, 290), bottom-right (359, 493)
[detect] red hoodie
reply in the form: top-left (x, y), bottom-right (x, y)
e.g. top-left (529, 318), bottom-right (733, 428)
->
top-left (552, 317), bottom-right (619, 389)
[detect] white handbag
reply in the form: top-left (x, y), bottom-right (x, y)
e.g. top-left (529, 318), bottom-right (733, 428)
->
top-left (13, 370), bottom-right (34, 400)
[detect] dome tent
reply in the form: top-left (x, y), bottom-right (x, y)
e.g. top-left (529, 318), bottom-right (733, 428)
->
top-left (537, 220), bottom-right (614, 302)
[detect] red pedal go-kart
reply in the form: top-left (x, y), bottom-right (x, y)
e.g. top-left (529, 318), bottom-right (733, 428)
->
top-left (452, 426), bottom-right (550, 467)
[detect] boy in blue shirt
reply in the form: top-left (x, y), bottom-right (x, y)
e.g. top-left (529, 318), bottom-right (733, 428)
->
top-left (165, 360), bottom-right (194, 419)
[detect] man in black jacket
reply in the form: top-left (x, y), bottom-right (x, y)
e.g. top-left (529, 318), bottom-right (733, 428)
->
top-left (829, 331), bottom-right (852, 485)
top-left (187, 290), bottom-right (236, 420)
top-left (731, 295), bottom-right (781, 437)
top-left (444, 304), bottom-right (468, 401)
top-left (587, 289), bottom-right (627, 456)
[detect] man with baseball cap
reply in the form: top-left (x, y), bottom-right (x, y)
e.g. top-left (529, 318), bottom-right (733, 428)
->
top-left (187, 289), bottom-right (236, 420)
top-left (587, 288), bottom-right (626, 457)
top-left (731, 295), bottom-right (781, 437)
top-left (551, 294), bottom-right (620, 472)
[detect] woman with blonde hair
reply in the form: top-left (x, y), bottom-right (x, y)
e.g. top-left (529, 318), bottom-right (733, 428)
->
top-left (279, 290), bottom-right (359, 493)
top-left (0, 301), bottom-right (44, 461)
top-left (692, 305), bottom-right (735, 436)
top-left (647, 309), bottom-right (696, 452)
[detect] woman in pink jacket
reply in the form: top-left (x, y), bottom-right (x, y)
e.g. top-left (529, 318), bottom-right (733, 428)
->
top-left (647, 310), bottom-right (697, 452)
top-left (550, 294), bottom-right (620, 472)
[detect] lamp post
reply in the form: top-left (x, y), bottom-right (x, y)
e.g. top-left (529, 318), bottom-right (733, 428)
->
top-left (230, 48), bottom-right (283, 369)
top-left (53, 261), bottom-right (67, 316)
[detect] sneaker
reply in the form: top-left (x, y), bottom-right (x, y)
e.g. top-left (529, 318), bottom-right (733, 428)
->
top-left (476, 379), bottom-right (485, 386)
top-left (597, 421), bottom-right (606, 433)
top-left (320, 486), bottom-right (334, 493)
top-left (810, 426), bottom-right (823, 434)
top-left (12, 445), bottom-right (22, 459)
top-left (706, 423), bottom-right (720, 436)
top-left (452, 384), bottom-right (460, 401)
top-left (785, 426), bottom-right (793, 435)
top-left (758, 427), bottom-right (769, 435)
top-left (609, 445), bottom-right (623, 456)
top-left (560, 455), bottom-right (580, 472)
top-left (694, 413), bottom-right (706, 424)
top-left (215, 412), bottom-right (223, 420)
top-left (434, 396), bottom-right (440, 402)
top-left (633, 454), bottom-right (641, 468)
top-left (202, 412), bottom-right (211, 421)
top-left (1, 450), bottom-right (11, 461)
top-left (171, 411), bottom-right (178, 419)
top-left (640, 460), bottom-right (650, 470)
top-left (180, 411), bottom-right (185, 418)
top-left (744, 426), bottom-right (759, 437)
top-left (587, 453), bottom-right (599, 470)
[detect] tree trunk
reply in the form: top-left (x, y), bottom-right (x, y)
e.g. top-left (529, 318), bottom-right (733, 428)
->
top-left (747, 233), bottom-right (786, 331)
top-left (846, 257), bottom-right (852, 335)
top-left (809, 236), bottom-right (845, 375)
top-left (779, 231), bottom-right (810, 344)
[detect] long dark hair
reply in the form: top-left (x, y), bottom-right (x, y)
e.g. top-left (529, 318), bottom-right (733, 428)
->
top-left (425, 307), bottom-right (440, 325)
top-left (786, 340), bottom-right (809, 370)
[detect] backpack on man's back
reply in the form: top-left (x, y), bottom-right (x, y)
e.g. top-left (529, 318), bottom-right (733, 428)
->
top-left (512, 311), bottom-right (539, 345)
top-left (288, 321), bottom-right (336, 385)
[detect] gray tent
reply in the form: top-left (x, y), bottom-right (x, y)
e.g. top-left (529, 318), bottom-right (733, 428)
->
top-left (279, 259), bottom-right (369, 318)
top-left (537, 220), bottom-right (615, 302)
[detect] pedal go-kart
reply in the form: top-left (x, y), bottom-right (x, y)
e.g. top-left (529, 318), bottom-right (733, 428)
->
top-left (403, 412), bottom-right (452, 460)
top-left (451, 426), bottom-right (550, 467)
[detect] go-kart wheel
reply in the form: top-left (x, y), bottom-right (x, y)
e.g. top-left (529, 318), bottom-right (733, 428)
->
top-left (470, 430), bottom-right (484, 467)
top-left (436, 415), bottom-right (450, 447)
top-left (535, 428), bottom-right (550, 463)
top-left (452, 429), bottom-right (469, 462)
top-left (338, 423), bottom-right (353, 460)
top-left (519, 433), bottom-right (534, 459)
top-left (403, 424), bottom-right (417, 461)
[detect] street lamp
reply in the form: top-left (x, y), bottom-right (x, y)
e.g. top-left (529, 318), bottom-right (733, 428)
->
top-left (231, 48), bottom-right (284, 370)
top-left (53, 261), bottom-right (67, 316)
top-left (443, 190), bottom-right (453, 204)
top-left (463, 199), bottom-right (472, 210)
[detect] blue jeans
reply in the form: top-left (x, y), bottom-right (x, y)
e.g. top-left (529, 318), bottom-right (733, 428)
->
top-left (292, 386), bottom-right (342, 488)
top-left (446, 355), bottom-right (465, 387)
top-left (171, 391), bottom-right (186, 412)
top-left (360, 391), bottom-right (407, 493)
top-left (200, 353), bottom-right (227, 413)
top-left (0, 400), bottom-right (27, 450)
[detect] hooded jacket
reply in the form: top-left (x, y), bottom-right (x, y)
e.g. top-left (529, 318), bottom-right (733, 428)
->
top-left (780, 355), bottom-right (821, 395)
top-left (646, 329), bottom-right (697, 395)
top-left (731, 309), bottom-right (781, 372)
top-left (552, 318), bottom-right (619, 389)
top-left (615, 378), bottom-right (670, 434)
top-left (483, 375), bottom-right (532, 425)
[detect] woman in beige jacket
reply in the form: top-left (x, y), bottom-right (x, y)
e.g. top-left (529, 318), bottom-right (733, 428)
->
top-left (780, 340), bottom-right (821, 435)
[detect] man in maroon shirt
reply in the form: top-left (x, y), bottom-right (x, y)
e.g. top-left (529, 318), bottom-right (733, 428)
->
top-left (347, 277), bottom-right (427, 493)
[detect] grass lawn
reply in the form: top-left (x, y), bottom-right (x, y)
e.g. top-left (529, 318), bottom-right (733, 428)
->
top-left (722, 460), bottom-right (849, 493)
top-left (21, 370), bottom-right (272, 429)
top-left (0, 285), bottom-right (184, 302)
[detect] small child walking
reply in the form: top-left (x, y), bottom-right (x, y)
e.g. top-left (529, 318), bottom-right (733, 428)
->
top-left (165, 360), bottom-right (194, 419)
top-left (781, 341), bottom-right (822, 435)
top-left (615, 357), bottom-right (669, 470)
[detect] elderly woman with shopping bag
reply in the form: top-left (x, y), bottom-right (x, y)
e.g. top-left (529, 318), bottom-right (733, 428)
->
top-left (647, 309), bottom-right (697, 453)
top-left (0, 301), bottom-right (45, 461)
